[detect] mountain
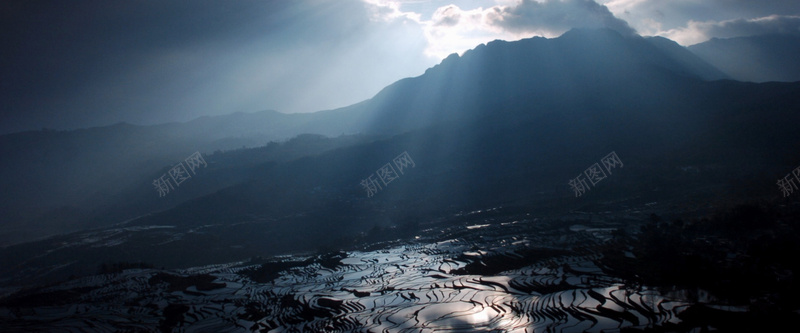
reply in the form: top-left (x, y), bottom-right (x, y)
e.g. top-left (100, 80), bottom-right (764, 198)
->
top-left (5, 28), bottom-right (800, 332)
top-left (0, 110), bottom-right (366, 245)
top-left (689, 34), bottom-right (800, 82)
top-left (3, 28), bottom-right (800, 286)
top-left (328, 28), bottom-right (729, 135)
top-left (0, 28), bottom-right (790, 247)
top-left (0, 28), bottom-right (642, 245)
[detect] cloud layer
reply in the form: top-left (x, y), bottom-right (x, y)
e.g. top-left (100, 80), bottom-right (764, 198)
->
top-left (486, 0), bottom-right (635, 36)
top-left (364, 0), bottom-right (800, 58)
top-left (364, 0), bottom-right (635, 58)
top-left (0, 0), bottom-right (435, 133)
top-left (601, 0), bottom-right (800, 44)
top-left (660, 15), bottom-right (800, 45)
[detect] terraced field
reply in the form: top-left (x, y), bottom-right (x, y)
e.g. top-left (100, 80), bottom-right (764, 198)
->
top-left (0, 211), bottom-right (729, 332)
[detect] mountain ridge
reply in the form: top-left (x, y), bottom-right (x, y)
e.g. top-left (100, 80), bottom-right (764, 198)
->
top-left (688, 33), bottom-right (800, 82)
top-left (0, 28), bottom-right (795, 249)
top-left (351, 28), bottom-right (729, 135)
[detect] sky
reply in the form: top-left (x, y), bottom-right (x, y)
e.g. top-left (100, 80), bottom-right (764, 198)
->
top-left (1, 0), bottom-right (799, 135)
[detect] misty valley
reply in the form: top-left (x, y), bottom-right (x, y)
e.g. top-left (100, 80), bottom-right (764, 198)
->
top-left (2, 25), bottom-right (800, 333)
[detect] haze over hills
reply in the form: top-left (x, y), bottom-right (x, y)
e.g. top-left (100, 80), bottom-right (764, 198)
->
top-left (3, 26), bottom-right (800, 331)
top-left (0, 109), bottom-right (368, 244)
top-left (689, 33), bottom-right (800, 82)
top-left (3, 28), bottom-right (800, 249)
top-left (2, 28), bottom-right (800, 282)
top-left (0, 29), bottom-right (689, 244)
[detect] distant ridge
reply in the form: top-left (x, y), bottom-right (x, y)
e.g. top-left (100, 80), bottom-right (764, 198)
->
top-left (689, 34), bottom-right (800, 82)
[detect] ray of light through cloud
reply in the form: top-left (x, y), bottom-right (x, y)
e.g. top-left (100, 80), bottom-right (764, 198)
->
top-left (362, 0), bottom-right (635, 58)
top-left (3, 0), bottom-right (800, 134)
top-left (362, 0), bottom-right (800, 57)
top-left (0, 0), bottom-right (435, 133)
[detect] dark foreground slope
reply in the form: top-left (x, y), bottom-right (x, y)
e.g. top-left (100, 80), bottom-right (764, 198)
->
top-left (2, 201), bottom-right (799, 332)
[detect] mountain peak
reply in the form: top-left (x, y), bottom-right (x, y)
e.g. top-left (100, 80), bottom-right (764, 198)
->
top-left (362, 28), bottom-right (729, 134)
top-left (559, 27), bottom-right (630, 39)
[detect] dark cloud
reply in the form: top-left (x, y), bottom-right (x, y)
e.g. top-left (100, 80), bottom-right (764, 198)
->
top-left (603, 0), bottom-right (800, 37)
top-left (487, 0), bottom-right (635, 36)
top-left (432, 5), bottom-right (462, 27)
top-left (0, 0), bottom-right (433, 134)
top-left (0, 0), bottom-right (297, 132)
